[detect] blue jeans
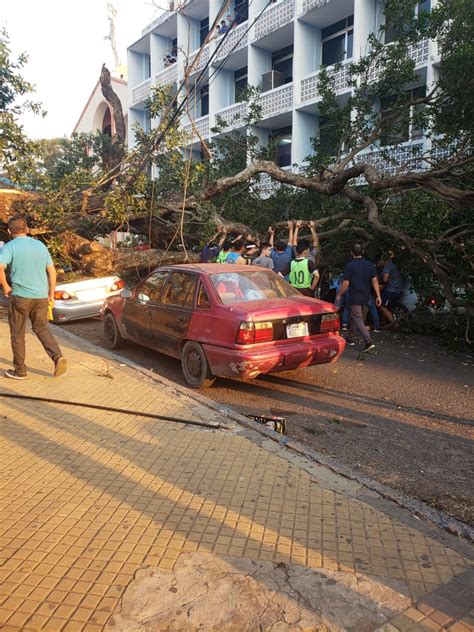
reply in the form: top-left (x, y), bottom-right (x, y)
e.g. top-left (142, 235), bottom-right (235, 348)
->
top-left (341, 295), bottom-right (380, 329)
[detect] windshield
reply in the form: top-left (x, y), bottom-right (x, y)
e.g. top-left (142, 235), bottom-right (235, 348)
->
top-left (210, 270), bottom-right (301, 304)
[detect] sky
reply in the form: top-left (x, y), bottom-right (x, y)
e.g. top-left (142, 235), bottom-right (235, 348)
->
top-left (4, 0), bottom-right (159, 139)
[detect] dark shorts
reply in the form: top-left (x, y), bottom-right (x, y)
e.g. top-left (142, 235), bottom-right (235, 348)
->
top-left (296, 287), bottom-right (314, 298)
top-left (381, 290), bottom-right (402, 308)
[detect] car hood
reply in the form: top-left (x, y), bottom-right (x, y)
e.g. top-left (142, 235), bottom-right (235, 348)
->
top-left (225, 297), bottom-right (337, 320)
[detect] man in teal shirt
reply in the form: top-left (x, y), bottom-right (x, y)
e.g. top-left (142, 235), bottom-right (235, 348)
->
top-left (0, 216), bottom-right (67, 379)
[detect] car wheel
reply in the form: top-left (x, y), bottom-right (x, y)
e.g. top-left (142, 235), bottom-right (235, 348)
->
top-left (103, 312), bottom-right (125, 349)
top-left (181, 341), bottom-right (215, 389)
top-left (392, 303), bottom-right (409, 320)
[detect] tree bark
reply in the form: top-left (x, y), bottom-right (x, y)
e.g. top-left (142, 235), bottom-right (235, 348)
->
top-left (99, 64), bottom-right (126, 173)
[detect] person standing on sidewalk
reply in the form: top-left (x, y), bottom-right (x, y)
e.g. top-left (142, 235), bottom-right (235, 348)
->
top-left (0, 217), bottom-right (67, 379)
top-left (335, 244), bottom-right (382, 352)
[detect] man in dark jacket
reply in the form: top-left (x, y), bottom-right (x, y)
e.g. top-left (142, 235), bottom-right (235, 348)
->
top-left (335, 244), bottom-right (382, 352)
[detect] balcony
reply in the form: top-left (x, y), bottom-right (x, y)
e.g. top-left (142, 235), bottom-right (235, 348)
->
top-left (356, 141), bottom-right (425, 176)
top-left (186, 45), bottom-right (210, 74)
top-left (183, 115), bottom-right (210, 143)
top-left (215, 102), bottom-right (248, 131)
top-left (260, 83), bottom-right (293, 119)
top-left (408, 39), bottom-right (430, 67)
top-left (253, 0), bottom-right (295, 41)
top-left (132, 78), bottom-right (152, 105)
top-left (155, 64), bottom-right (178, 88)
top-left (215, 22), bottom-right (248, 61)
top-left (300, 62), bottom-right (351, 103)
top-left (300, 0), bottom-right (332, 15)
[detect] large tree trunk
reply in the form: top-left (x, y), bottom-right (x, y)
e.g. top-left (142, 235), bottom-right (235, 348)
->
top-left (100, 64), bottom-right (126, 174)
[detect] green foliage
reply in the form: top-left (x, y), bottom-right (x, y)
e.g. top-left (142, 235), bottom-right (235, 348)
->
top-left (0, 29), bottom-right (45, 167)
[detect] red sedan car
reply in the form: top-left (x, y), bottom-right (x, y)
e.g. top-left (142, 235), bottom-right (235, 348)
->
top-left (101, 264), bottom-right (345, 388)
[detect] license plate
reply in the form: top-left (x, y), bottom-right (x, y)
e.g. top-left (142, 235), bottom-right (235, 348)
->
top-left (286, 322), bottom-right (309, 338)
top-left (75, 289), bottom-right (106, 301)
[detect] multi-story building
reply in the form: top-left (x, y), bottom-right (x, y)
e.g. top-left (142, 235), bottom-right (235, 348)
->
top-left (127, 0), bottom-right (437, 175)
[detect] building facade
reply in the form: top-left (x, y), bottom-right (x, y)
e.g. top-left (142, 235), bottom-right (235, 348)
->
top-left (127, 0), bottom-right (438, 174)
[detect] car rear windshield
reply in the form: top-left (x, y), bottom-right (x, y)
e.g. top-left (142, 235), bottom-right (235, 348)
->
top-left (210, 270), bottom-right (301, 304)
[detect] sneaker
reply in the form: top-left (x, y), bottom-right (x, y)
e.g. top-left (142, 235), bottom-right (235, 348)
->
top-left (345, 338), bottom-right (356, 346)
top-left (5, 369), bottom-right (27, 380)
top-left (54, 357), bottom-right (67, 377)
top-left (363, 342), bottom-right (375, 353)
top-left (341, 324), bottom-right (348, 331)
top-left (373, 328), bottom-right (382, 333)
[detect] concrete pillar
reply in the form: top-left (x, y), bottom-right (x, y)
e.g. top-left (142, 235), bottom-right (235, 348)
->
top-left (150, 33), bottom-right (171, 77)
top-left (292, 110), bottom-right (318, 164)
top-left (353, 0), bottom-right (377, 60)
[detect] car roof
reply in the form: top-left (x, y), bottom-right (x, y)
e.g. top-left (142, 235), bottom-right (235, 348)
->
top-left (158, 263), bottom-right (269, 274)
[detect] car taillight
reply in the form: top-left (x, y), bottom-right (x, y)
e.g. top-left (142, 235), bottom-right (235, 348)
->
top-left (54, 291), bottom-right (72, 300)
top-left (236, 321), bottom-right (273, 344)
top-left (110, 279), bottom-right (126, 292)
top-left (320, 313), bottom-right (339, 333)
top-left (255, 322), bottom-right (273, 342)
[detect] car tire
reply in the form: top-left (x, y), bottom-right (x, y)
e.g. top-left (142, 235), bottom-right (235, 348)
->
top-left (103, 312), bottom-right (125, 349)
top-left (181, 341), bottom-right (215, 389)
top-left (392, 303), bottom-right (410, 320)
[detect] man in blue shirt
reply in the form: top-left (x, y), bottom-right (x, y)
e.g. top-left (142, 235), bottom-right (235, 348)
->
top-left (0, 217), bottom-right (67, 379)
top-left (376, 251), bottom-right (402, 325)
top-left (268, 221), bottom-right (294, 275)
top-left (335, 244), bottom-right (382, 352)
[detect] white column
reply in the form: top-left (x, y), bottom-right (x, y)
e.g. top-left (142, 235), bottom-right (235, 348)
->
top-left (150, 33), bottom-right (170, 77)
top-left (353, 0), bottom-right (377, 60)
top-left (292, 110), bottom-right (318, 165)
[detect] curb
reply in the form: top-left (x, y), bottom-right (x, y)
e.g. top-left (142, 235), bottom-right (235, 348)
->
top-left (53, 323), bottom-right (474, 547)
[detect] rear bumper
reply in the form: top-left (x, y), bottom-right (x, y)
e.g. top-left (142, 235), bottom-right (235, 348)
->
top-left (203, 334), bottom-right (345, 380)
top-left (52, 299), bottom-right (105, 323)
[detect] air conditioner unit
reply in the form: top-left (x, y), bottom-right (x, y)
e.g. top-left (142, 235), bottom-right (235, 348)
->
top-left (261, 70), bottom-right (285, 92)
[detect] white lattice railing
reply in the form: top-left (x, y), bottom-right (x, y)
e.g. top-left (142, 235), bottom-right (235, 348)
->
top-left (260, 83), bottom-right (293, 119)
top-left (183, 116), bottom-right (210, 143)
top-left (408, 39), bottom-right (430, 66)
top-left (300, 63), bottom-right (351, 103)
top-left (253, 0), bottom-right (295, 41)
top-left (215, 102), bottom-right (248, 130)
top-left (155, 64), bottom-right (178, 87)
top-left (300, 0), bottom-right (331, 15)
top-left (186, 45), bottom-right (209, 73)
top-left (215, 22), bottom-right (248, 60)
top-left (132, 78), bottom-right (151, 104)
top-left (356, 141), bottom-right (425, 176)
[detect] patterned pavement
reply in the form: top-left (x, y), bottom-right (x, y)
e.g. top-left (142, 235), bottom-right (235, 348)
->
top-left (0, 319), bottom-right (472, 631)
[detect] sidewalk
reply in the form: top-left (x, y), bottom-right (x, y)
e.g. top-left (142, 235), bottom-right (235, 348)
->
top-left (0, 315), bottom-right (472, 631)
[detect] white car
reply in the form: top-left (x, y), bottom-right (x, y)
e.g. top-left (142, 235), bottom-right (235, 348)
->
top-left (52, 276), bottom-right (126, 323)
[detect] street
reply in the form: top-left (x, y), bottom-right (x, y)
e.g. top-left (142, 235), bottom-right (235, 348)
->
top-left (61, 317), bottom-right (474, 527)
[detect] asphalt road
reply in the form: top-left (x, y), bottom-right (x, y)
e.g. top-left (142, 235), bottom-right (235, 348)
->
top-left (61, 318), bottom-right (474, 525)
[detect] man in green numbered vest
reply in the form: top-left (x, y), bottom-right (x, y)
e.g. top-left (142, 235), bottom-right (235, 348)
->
top-left (288, 241), bottom-right (320, 297)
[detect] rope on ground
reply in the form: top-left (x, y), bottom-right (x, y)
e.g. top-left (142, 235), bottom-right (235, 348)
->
top-left (0, 392), bottom-right (221, 429)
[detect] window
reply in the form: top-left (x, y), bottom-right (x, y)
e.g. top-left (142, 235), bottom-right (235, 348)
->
top-left (234, 0), bottom-right (248, 24)
top-left (196, 283), bottom-right (212, 309)
top-left (162, 272), bottom-right (198, 307)
top-left (200, 84), bottom-right (209, 117)
top-left (271, 126), bottom-right (292, 168)
top-left (272, 45), bottom-right (293, 84)
top-left (137, 271), bottom-right (169, 303)
top-left (380, 86), bottom-right (426, 146)
top-left (144, 54), bottom-right (151, 79)
top-left (321, 16), bottom-right (353, 66)
top-left (210, 270), bottom-right (300, 304)
top-left (200, 17), bottom-right (209, 46)
top-left (384, 2), bottom-right (431, 44)
top-left (234, 66), bottom-right (248, 102)
top-left (171, 38), bottom-right (178, 57)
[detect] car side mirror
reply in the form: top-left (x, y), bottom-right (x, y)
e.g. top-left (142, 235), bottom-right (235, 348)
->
top-left (120, 288), bottom-right (132, 299)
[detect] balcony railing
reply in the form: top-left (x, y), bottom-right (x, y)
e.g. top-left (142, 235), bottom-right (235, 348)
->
top-left (215, 102), bottom-right (248, 131)
top-left (155, 64), bottom-right (178, 88)
top-left (408, 39), bottom-right (430, 66)
top-left (186, 45), bottom-right (209, 74)
top-left (132, 78), bottom-right (152, 105)
top-left (300, 63), bottom-right (351, 103)
top-left (356, 141), bottom-right (425, 176)
top-left (183, 115), bottom-right (210, 143)
top-left (260, 83), bottom-right (293, 119)
top-left (300, 0), bottom-right (331, 16)
top-left (215, 22), bottom-right (248, 60)
top-left (253, 0), bottom-right (295, 41)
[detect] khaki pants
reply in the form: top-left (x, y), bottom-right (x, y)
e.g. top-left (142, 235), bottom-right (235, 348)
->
top-left (349, 304), bottom-right (372, 345)
top-left (7, 296), bottom-right (62, 376)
